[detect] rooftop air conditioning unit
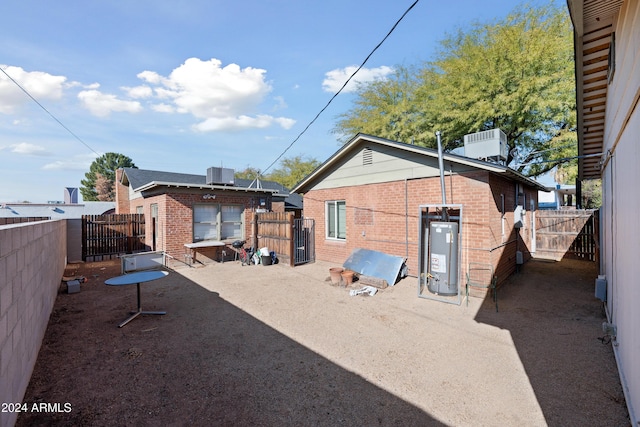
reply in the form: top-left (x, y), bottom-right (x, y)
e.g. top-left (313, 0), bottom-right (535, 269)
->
top-left (463, 129), bottom-right (508, 163)
top-left (206, 167), bottom-right (235, 185)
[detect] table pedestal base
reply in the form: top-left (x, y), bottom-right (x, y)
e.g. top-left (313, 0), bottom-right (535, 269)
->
top-left (119, 310), bottom-right (166, 328)
top-left (117, 282), bottom-right (166, 328)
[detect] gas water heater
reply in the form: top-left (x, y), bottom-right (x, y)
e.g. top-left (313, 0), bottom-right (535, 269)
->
top-left (427, 222), bottom-right (459, 296)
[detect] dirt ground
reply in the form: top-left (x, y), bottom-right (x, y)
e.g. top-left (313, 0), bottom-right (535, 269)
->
top-left (17, 256), bottom-right (629, 426)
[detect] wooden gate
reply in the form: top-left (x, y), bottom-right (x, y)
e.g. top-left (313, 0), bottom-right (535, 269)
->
top-left (535, 209), bottom-right (598, 261)
top-left (82, 214), bottom-right (147, 261)
top-left (254, 212), bottom-right (315, 266)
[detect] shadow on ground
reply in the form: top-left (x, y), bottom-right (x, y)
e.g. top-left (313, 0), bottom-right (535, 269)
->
top-left (17, 260), bottom-right (441, 426)
top-left (474, 258), bottom-right (629, 426)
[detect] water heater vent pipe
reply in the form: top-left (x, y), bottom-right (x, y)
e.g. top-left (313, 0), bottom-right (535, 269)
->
top-left (436, 131), bottom-right (447, 205)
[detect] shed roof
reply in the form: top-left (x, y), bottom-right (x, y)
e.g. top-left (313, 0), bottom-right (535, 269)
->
top-left (291, 134), bottom-right (548, 193)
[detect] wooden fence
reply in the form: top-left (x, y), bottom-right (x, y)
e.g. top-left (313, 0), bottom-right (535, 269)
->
top-left (254, 212), bottom-right (294, 265)
top-left (253, 212), bottom-right (315, 266)
top-left (535, 209), bottom-right (598, 261)
top-left (82, 214), bottom-right (147, 261)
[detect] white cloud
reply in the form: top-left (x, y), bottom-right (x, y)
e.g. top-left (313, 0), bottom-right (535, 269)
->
top-left (123, 85), bottom-right (153, 99)
top-left (9, 142), bottom-right (50, 156)
top-left (138, 57), bottom-right (295, 132)
top-left (193, 114), bottom-right (295, 132)
top-left (77, 89), bottom-right (143, 117)
top-left (272, 96), bottom-right (287, 111)
top-left (0, 65), bottom-right (66, 114)
top-left (151, 103), bottom-right (175, 113)
top-left (42, 153), bottom-right (99, 170)
top-left (322, 65), bottom-right (394, 93)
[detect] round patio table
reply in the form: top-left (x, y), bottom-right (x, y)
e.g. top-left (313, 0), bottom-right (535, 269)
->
top-left (105, 270), bottom-right (169, 328)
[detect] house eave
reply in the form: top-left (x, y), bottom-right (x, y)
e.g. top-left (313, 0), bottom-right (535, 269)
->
top-left (567, 0), bottom-right (624, 180)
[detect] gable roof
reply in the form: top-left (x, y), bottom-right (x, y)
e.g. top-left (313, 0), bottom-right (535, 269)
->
top-left (567, 0), bottom-right (624, 180)
top-left (291, 134), bottom-right (548, 193)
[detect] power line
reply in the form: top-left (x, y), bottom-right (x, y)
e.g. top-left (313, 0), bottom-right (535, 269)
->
top-left (260, 0), bottom-right (420, 175)
top-left (0, 66), bottom-right (101, 157)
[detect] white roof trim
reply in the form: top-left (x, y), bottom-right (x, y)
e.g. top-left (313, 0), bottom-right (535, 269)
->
top-left (135, 181), bottom-right (278, 194)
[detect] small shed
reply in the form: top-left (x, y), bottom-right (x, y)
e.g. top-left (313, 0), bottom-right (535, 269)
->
top-left (291, 134), bottom-right (547, 285)
top-left (115, 167), bottom-right (297, 264)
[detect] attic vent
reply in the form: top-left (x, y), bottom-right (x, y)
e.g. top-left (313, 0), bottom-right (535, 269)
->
top-left (363, 148), bottom-right (373, 166)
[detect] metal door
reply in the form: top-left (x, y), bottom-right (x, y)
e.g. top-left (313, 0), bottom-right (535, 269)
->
top-left (293, 218), bottom-right (315, 265)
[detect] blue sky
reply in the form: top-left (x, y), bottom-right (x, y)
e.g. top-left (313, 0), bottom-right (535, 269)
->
top-left (1, 0), bottom-right (560, 203)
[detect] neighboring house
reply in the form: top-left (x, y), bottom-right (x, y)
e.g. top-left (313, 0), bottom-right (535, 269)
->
top-left (538, 185), bottom-right (576, 210)
top-left (291, 134), bottom-right (547, 285)
top-left (0, 202), bottom-right (115, 219)
top-left (0, 202), bottom-right (115, 262)
top-left (568, 0), bottom-right (639, 423)
top-left (115, 167), bottom-right (298, 263)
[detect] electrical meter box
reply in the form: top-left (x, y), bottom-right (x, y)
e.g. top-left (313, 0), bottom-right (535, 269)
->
top-left (427, 222), bottom-right (459, 296)
top-left (514, 205), bottom-right (525, 228)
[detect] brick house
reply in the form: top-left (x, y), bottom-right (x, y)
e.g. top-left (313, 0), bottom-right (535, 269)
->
top-left (291, 133), bottom-right (547, 285)
top-left (115, 167), bottom-right (299, 263)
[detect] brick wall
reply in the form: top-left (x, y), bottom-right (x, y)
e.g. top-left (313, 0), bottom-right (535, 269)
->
top-left (0, 220), bottom-right (67, 427)
top-left (303, 171), bottom-right (536, 285)
top-left (114, 168), bottom-right (130, 214)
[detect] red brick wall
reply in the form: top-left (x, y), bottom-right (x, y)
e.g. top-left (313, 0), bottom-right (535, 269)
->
top-left (114, 169), bottom-right (130, 214)
top-left (303, 171), bottom-right (537, 285)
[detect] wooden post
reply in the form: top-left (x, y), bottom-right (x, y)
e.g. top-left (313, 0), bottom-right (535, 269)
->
top-left (127, 215), bottom-right (133, 254)
top-left (81, 216), bottom-right (87, 261)
top-left (252, 212), bottom-right (259, 253)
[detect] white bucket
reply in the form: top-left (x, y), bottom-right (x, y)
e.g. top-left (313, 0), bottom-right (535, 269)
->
top-left (260, 247), bottom-right (269, 255)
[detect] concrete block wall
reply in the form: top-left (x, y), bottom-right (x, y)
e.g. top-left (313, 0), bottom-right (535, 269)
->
top-left (0, 220), bottom-right (67, 427)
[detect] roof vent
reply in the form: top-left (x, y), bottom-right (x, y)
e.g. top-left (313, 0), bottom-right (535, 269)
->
top-left (463, 129), bottom-right (508, 164)
top-left (206, 167), bottom-right (235, 185)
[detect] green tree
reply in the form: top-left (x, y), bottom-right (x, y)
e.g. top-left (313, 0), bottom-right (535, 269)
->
top-left (334, 3), bottom-right (576, 177)
top-left (333, 66), bottom-right (425, 144)
top-left (80, 153), bottom-right (137, 201)
top-left (235, 166), bottom-right (262, 181)
top-left (266, 155), bottom-right (321, 189)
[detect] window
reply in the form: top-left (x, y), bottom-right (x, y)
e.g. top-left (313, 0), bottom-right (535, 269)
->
top-left (326, 200), bottom-right (346, 240)
top-left (220, 205), bottom-right (243, 239)
top-left (193, 204), bottom-right (244, 242)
